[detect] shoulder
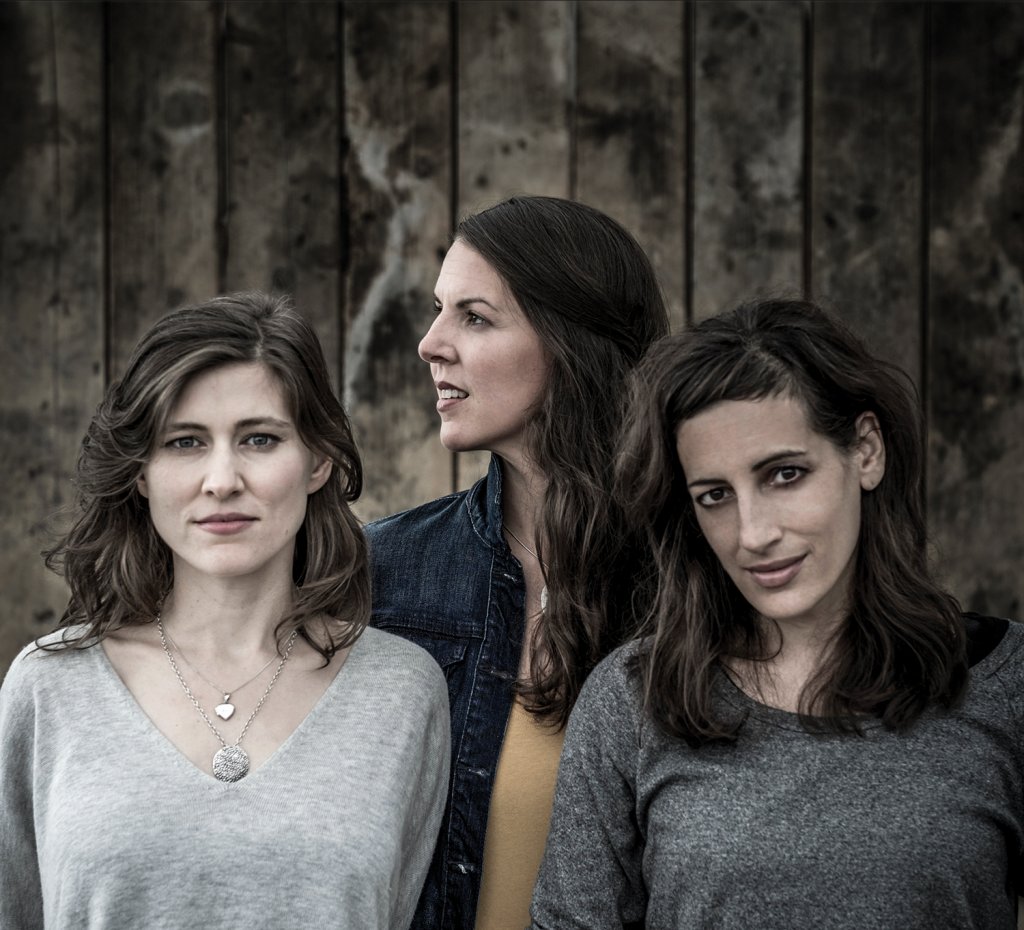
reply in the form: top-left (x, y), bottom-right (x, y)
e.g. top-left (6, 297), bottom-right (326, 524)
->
top-left (3, 626), bottom-right (95, 685)
top-left (1, 628), bottom-right (98, 729)
top-left (364, 489), bottom-right (472, 548)
top-left (349, 627), bottom-right (448, 698)
top-left (568, 640), bottom-right (646, 739)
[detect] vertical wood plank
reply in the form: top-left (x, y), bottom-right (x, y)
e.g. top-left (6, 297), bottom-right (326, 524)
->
top-left (342, 0), bottom-right (453, 521)
top-left (456, 0), bottom-right (574, 487)
top-left (0, 1), bottom-right (105, 672)
top-left (927, 2), bottom-right (1024, 618)
top-left (692, 0), bottom-right (806, 318)
top-left (107, 0), bottom-right (219, 372)
top-left (222, 1), bottom-right (340, 374)
top-left (810, 1), bottom-right (924, 383)
top-left (575, 0), bottom-right (687, 330)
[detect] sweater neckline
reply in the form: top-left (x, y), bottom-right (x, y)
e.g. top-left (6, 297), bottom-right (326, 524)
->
top-left (91, 626), bottom-right (372, 785)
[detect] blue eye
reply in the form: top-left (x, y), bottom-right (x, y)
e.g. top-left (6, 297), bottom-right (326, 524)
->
top-left (244, 433), bottom-right (280, 448)
top-left (167, 436), bottom-right (200, 450)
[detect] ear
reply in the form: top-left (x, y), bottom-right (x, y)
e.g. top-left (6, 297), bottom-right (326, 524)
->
top-left (136, 472), bottom-right (149, 499)
top-left (307, 456), bottom-right (332, 495)
top-left (853, 412), bottom-right (885, 491)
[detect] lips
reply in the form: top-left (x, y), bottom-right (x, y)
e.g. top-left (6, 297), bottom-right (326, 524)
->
top-left (746, 555), bottom-right (805, 589)
top-left (196, 513), bottom-right (257, 535)
top-left (435, 380), bottom-right (468, 412)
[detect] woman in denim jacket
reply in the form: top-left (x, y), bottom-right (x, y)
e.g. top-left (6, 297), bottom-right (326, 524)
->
top-left (366, 196), bottom-right (669, 930)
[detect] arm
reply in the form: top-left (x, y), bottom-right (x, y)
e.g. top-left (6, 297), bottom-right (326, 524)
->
top-left (530, 651), bottom-right (647, 930)
top-left (0, 649), bottom-right (45, 929)
top-left (392, 660), bottom-right (451, 930)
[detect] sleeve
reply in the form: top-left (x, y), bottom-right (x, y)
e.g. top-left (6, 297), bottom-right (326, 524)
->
top-left (0, 649), bottom-right (45, 929)
top-left (391, 658), bottom-right (451, 930)
top-left (529, 651), bottom-right (647, 930)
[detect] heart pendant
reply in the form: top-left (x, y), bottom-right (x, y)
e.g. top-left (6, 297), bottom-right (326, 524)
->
top-left (214, 703), bottom-right (235, 720)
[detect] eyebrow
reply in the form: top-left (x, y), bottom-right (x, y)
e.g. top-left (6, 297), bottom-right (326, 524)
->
top-left (434, 295), bottom-right (504, 313)
top-left (686, 449), bottom-right (807, 489)
top-left (164, 416), bottom-right (294, 432)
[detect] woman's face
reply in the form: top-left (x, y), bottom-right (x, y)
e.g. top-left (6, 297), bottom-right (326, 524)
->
top-left (674, 393), bottom-right (884, 633)
top-left (419, 240), bottom-right (550, 460)
top-left (137, 362), bottom-right (331, 585)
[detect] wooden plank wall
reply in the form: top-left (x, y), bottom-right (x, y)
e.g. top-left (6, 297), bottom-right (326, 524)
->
top-left (2, 0), bottom-right (1022, 674)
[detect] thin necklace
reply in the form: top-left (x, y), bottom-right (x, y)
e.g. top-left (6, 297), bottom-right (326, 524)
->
top-left (503, 523), bottom-right (548, 612)
top-left (157, 617), bottom-right (298, 783)
top-left (162, 628), bottom-right (277, 721)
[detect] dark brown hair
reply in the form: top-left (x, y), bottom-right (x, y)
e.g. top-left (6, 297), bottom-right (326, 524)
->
top-left (43, 292), bottom-right (369, 658)
top-left (457, 196), bottom-right (670, 726)
top-left (616, 298), bottom-right (967, 744)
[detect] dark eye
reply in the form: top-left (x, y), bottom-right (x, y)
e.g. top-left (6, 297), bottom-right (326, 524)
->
top-left (695, 486), bottom-right (732, 508)
top-left (770, 465), bottom-right (806, 486)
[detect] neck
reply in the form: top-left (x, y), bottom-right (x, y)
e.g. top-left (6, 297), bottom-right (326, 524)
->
top-left (159, 568), bottom-right (296, 660)
top-left (498, 454), bottom-right (547, 544)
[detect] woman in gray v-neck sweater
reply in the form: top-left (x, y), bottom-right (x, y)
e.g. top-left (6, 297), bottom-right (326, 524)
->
top-left (531, 299), bottom-right (1022, 929)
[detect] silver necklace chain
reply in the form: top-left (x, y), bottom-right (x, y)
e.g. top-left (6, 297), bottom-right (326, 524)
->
top-left (156, 617), bottom-right (298, 782)
top-left (502, 523), bottom-right (549, 612)
top-left (502, 523), bottom-right (545, 565)
top-left (162, 627), bottom-right (277, 703)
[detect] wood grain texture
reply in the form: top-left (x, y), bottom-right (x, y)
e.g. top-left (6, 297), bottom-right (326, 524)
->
top-left (107, 1), bottom-right (219, 372)
top-left (342, 1), bottom-right (453, 521)
top-left (692, 0), bottom-right (807, 318)
top-left (222, 1), bottom-right (340, 373)
top-left (927, 2), bottom-right (1024, 619)
top-left (576, 0), bottom-right (687, 329)
top-left (456, 0), bottom-right (574, 488)
top-left (0, 2), bottom-right (105, 670)
top-left (810, 1), bottom-right (924, 382)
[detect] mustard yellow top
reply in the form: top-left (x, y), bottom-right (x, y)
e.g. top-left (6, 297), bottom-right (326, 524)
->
top-left (473, 701), bottom-right (567, 930)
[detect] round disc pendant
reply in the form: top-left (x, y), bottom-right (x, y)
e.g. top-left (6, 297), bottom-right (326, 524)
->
top-left (212, 745), bottom-right (250, 782)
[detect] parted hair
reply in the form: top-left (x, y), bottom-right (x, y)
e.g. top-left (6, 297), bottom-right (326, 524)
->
top-left (457, 195), bottom-right (670, 727)
top-left (615, 298), bottom-right (967, 744)
top-left (43, 292), bottom-right (369, 659)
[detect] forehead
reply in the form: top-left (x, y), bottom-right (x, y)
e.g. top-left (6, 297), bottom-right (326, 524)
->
top-left (435, 240), bottom-right (509, 299)
top-left (675, 394), bottom-right (820, 472)
top-left (169, 362), bottom-right (290, 420)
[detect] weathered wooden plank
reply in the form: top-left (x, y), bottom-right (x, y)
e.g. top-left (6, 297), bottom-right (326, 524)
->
top-left (107, 0), bottom-right (219, 373)
top-left (456, 0), bottom-right (574, 488)
top-left (575, 0), bottom-right (687, 329)
top-left (927, 2), bottom-right (1024, 619)
top-left (692, 0), bottom-right (806, 318)
top-left (222, 1), bottom-right (340, 376)
top-left (0, 1), bottom-right (105, 674)
top-left (810, 1), bottom-right (924, 383)
top-left (342, 0), bottom-right (453, 521)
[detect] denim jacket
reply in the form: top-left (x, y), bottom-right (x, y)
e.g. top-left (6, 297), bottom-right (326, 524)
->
top-left (366, 456), bottom-right (525, 930)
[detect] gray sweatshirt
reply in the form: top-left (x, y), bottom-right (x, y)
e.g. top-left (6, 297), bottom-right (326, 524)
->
top-left (0, 625), bottom-right (450, 929)
top-left (531, 621), bottom-right (1024, 929)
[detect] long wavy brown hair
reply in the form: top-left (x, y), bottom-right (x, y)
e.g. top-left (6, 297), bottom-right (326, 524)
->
top-left (616, 298), bottom-right (967, 744)
top-left (42, 292), bottom-right (370, 659)
top-left (457, 196), bottom-right (670, 727)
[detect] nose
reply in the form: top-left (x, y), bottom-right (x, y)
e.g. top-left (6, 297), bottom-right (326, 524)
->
top-left (202, 448), bottom-right (243, 499)
top-left (418, 311), bottom-right (455, 365)
top-left (736, 494), bottom-right (782, 554)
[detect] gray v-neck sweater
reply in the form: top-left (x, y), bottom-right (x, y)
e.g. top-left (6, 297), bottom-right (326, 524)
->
top-left (0, 625), bottom-right (450, 929)
top-left (531, 620), bottom-right (1024, 929)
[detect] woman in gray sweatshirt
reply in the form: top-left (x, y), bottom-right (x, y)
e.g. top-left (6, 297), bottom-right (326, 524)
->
top-left (0, 293), bottom-right (449, 929)
top-left (530, 298), bottom-right (1022, 929)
